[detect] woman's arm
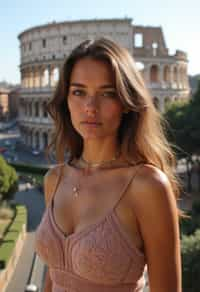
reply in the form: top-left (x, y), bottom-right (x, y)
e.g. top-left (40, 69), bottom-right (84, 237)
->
top-left (130, 164), bottom-right (182, 292)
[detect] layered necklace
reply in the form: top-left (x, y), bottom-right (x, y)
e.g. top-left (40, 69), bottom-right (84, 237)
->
top-left (71, 150), bottom-right (121, 198)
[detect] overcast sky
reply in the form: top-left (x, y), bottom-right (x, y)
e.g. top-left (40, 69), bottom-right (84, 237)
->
top-left (0, 0), bottom-right (199, 83)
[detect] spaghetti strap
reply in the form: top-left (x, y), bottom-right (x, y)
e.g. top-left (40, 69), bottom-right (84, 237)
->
top-left (113, 162), bottom-right (145, 211)
top-left (48, 163), bottom-right (65, 206)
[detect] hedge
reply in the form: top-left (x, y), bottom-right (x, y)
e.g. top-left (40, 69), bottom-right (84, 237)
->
top-left (0, 204), bottom-right (27, 269)
top-left (181, 229), bottom-right (200, 292)
top-left (9, 162), bottom-right (49, 175)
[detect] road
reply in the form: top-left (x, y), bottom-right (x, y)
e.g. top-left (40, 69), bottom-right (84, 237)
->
top-left (5, 182), bottom-right (46, 292)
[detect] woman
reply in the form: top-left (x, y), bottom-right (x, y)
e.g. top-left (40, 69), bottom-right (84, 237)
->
top-left (35, 37), bottom-right (184, 292)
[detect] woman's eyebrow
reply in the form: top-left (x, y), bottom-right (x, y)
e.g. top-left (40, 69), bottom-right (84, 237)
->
top-left (70, 83), bottom-right (115, 89)
top-left (70, 83), bottom-right (86, 88)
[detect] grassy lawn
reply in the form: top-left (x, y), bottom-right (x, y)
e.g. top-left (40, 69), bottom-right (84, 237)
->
top-left (0, 205), bottom-right (15, 240)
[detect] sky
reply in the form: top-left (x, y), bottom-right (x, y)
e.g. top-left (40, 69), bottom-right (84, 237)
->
top-left (0, 0), bottom-right (199, 84)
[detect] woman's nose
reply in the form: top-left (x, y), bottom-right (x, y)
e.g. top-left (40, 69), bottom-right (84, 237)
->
top-left (84, 96), bottom-right (99, 114)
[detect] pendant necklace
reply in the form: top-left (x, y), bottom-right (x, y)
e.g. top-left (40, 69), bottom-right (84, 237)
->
top-left (71, 151), bottom-right (121, 198)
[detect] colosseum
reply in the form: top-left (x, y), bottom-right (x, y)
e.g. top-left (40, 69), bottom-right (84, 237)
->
top-left (18, 18), bottom-right (190, 151)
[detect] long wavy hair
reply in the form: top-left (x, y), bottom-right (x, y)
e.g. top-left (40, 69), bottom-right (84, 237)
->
top-left (46, 37), bottom-right (186, 219)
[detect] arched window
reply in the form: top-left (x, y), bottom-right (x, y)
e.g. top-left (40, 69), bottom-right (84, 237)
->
top-left (35, 132), bottom-right (39, 149)
top-left (134, 33), bottom-right (143, 47)
top-left (153, 97), bottom-right (159, 109)
top-left (163, 65), bottom-right (170, 82)
top-left (35, 102), bottom-right (39, 117)
top-left (173, 67), bottom-right (178, 82)
top-left (150, 65), bottom-right (159, 82)
top-left (43, 132), bottom-right (48, 148)
top-left (43, 69), bottom-right (49, 87)
top-left (43, 102), bottom-right (48, 117)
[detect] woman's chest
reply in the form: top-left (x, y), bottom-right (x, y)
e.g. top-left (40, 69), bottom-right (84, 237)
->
top-left (52, 171), bottom-right (144, 252)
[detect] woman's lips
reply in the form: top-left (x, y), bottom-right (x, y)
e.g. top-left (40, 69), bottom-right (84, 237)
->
top-left (81, 121), bottom-right (102, 127)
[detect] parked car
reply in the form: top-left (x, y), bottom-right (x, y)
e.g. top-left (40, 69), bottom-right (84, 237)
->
top-left (0, 147), bottom-right (7, 153)
top-left (32, 149), bottom-right (40, 156)
top-left (4, 140), bottom-right (11, 146)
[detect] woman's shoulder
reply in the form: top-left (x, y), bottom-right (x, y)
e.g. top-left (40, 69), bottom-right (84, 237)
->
top-left (43, 163), bottom-right (65, 205)
top-left (44, 163), bottom-right (65, 180)
top-left (129, 163), bottom-right (174, 214)
top-left (131, 163), bottom-right (171, 192)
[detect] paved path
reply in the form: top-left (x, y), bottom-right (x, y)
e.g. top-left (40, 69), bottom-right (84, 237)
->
top-left (5, 182), bottom-right (46, 292)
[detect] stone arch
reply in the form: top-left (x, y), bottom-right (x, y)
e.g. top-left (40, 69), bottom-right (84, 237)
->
top-left (150, 65), bottom-right (159, 82)
top-left (163, 65), bottom-right (170, 82)
top-left (173, 66), bottom-right (178, 83)
top-left (182, 66), bottom-right (187, 88)
top-left (29, 102), bottom-right (32, 116)
top-left (178, 66), bottom-right (183, 89)
top-left (53, 67), bottom-right (59, 81)
top-left (164, 96), bottom-right (171, 109)
top-left (43, 101), bottom-right (48, 117)
top-left (43, 68), bottom-right (49, 87)
top-left (35, 101), bottom-right (39, 117)
top-left (35, 131), bottom-right (40, 149)
top-left (43, 132), bottom-right (48, 148)
top-left (153, 97), bottom-right (159, 109)
top-left (30, 129), bottom-right (33, 147)
top-left (25, 102), bottom-right (28, 116)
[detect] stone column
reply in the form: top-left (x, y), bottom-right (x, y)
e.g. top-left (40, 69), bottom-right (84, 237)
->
top-left (32, 68), bottom-right (36, 88)
top-left (39, 100), bottom-right (43, 118)
top-left (21, 69), bottom-right (25, 88)
top-left (177, 66), bottom-right (182, 89)
top-left (169, 65), bottom-right (174, 88)
top-left (47, 65), bottom-right (51, 87)
top-left (39, 66), bottom-right (43, 88)
top-left (50, 66), bottom-right (55, 87)
top-left (27, 70), bottom-right (30, 88)
top-left (144, 64), bottom-right (150, 84)
top-left (32, 131), bottom-right (36, 148)
top-left (159, 64), bottom-right (164, 88)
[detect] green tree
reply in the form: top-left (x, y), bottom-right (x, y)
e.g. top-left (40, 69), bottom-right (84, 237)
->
top-left (0, 155), bottom-right (18, 203)
top-left (165, 80), bottom-right (200, 192)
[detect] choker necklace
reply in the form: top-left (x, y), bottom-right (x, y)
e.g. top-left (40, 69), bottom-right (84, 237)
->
top-left (71, 150), bottom-right (121, 198)
top-left (79, 151), bottom-right (121, 169)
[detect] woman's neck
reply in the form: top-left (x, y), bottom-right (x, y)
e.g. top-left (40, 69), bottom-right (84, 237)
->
top-left (81, 140), bottom-right (120, 164)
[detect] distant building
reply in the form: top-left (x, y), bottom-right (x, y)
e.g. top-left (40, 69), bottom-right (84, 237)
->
top-left (8, 88), bottom-right (20, 118)
top-left (0, 87), bottom-right (9, 120)
top-left (18, 18), bottom-right (190, 150)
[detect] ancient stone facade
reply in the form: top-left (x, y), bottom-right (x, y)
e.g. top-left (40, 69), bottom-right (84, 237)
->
top-left (18, 18), bottom-right (190, 151)
top-left (0, 88), bottom-right (9, 120)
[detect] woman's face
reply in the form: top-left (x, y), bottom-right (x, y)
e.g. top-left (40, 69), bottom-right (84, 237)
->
top-left (67, 57), bottom-right (124, 141)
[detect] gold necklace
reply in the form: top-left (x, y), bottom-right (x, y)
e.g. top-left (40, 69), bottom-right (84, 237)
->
top-left (79, 151), bottom-right (121, 168)
top-left (72, 151), bottom-right (121, 198)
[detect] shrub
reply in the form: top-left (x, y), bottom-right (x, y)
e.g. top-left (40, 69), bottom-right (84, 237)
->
top-left (181, 229), bottom-right (200, 292)
top-left (0, 155), bottom-right (18, 202)
top-left (0, 207), bottom-right (14, 220)
top-left (0, 205), bottom-right (27, 269)
top-left (180, 199), bottom-right (200, 236)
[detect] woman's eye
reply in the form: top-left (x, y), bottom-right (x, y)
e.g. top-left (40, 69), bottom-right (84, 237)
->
top-left (101, 91), bottom-right (116, 98)
top-left (71, 89), bottom-right (85, 96)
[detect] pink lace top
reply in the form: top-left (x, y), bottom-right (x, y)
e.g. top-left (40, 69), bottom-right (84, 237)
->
top-left (35, 163), bottom-right (147, 292)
